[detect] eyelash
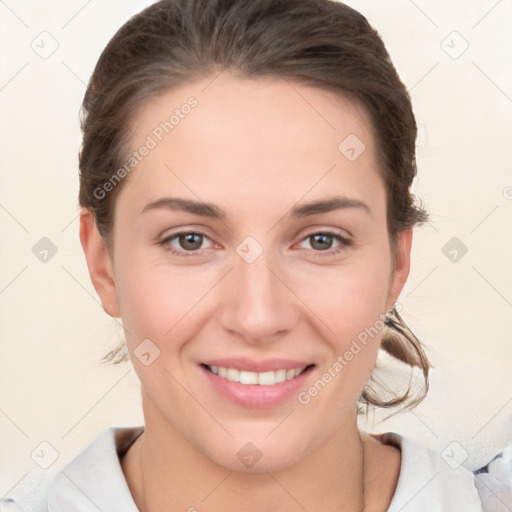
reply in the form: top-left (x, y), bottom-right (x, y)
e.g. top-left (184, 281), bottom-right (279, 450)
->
top-left (158, 230), bottom-right (353, 257)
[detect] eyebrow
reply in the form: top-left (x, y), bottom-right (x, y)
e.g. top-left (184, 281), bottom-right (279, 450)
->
top-left (140, 196), bottom-right (371, 219)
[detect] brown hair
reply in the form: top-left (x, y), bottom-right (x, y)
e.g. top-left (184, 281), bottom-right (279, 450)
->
top-left (79, 0), bottom-right (431, 413)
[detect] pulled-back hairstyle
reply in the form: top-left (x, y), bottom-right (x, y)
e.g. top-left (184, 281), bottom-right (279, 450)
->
top-left (79, 0), bottom-right (431, 414)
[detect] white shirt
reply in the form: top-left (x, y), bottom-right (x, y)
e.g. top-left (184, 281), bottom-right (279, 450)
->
top-left (1, 425), bottom-right (509, 511)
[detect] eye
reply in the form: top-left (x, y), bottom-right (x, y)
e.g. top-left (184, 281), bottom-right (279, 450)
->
top-left (297, 230), bottom-right (352, 255)
top-left (158, 229), bottom-right (352, 257)
top-left (159, 231), bottom-right (217, 256)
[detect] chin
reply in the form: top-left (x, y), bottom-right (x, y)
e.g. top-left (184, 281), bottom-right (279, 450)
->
top-left (201, 431), bottom-right (316, 474)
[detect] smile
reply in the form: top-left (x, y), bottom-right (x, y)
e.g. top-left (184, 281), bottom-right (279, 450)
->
top-left (204, 364), bottom-right (309, 385)
top-left (200, 361), bottom-right (315, 408)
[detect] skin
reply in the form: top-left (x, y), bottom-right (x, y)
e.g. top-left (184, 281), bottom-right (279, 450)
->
top-left (80, 72), bottom-right (411, 511)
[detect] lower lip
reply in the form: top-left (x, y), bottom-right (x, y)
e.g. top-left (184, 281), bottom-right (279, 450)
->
top-left (201, 365), bottom-right (314, 409)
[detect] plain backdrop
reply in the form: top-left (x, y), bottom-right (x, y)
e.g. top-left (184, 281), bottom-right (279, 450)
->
top-left (1, 0), bottom-right (511, 496)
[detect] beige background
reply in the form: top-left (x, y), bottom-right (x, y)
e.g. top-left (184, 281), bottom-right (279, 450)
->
top-left (1, 0), bottom-right (511, 496)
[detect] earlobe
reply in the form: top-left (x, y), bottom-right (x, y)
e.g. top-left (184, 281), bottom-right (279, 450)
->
top-left (79, 209), bottom-right (121, 318)
top-left (386, 229), bottom-right (413, 311)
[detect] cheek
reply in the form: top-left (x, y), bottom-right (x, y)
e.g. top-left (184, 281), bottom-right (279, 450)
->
top-left (114, 262), bottom-right (214, 395)
top-left (303, 258), bottom-right (391, 342)
top-left (297, 255), bottom-right (390, 387)
top-left (115, 262), bottom-right (211, 341)
top-left (295, 274), bottom-right (388, 416)
top-left (113, 249), bottom-right (232, 384)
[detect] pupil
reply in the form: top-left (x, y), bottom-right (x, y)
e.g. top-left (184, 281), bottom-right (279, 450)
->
top-left (311, 234), bottom-right (332, 251)
top-left (181, 233), bottom-right (202, 250)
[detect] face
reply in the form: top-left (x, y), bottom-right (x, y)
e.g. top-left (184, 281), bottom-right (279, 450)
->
top-left (82, 72), bottom-right (411, 472)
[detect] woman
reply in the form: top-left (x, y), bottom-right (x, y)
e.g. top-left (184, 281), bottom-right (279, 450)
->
top-left (2, 0), bottom-right (508, 510)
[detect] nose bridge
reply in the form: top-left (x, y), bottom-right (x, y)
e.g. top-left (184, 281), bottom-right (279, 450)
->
top-left (218, 239), bottom-right (298, 343)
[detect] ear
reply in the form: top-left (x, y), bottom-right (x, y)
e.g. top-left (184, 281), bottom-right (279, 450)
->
top-left (385, 229), bottom-right (413, 312)
top-left (79, 209), bottom-right (121, 318)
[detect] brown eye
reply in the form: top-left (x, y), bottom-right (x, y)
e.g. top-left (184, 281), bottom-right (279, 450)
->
top-left (177, 233), bottom-right (203, 251)
top-left (296, 231), bottom-right (352, 256)
top-left (159, 231), bottom-right (216, 256)
top-left (309, 233), bottom-right (336, 251)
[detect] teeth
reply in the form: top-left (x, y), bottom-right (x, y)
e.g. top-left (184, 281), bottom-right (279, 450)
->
top-left (275, 369), bottom-right (287, 383)
top-left (207, 365), bottom-right (307, 385)
top-left (226, 368), bottom-right (240, 381)
top-left (258, 371), bottom-right (275, 386)
top-left (240, 370), bottom-right (258, 384)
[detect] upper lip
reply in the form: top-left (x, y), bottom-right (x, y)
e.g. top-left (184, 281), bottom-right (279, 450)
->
top-left (201, 358), bottom-right (314, 373)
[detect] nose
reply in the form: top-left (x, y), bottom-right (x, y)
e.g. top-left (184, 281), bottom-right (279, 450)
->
top-left (218, 244), bottom-right (300, 345)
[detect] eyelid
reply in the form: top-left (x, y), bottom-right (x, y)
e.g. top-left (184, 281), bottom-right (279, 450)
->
top-left (157, 224), bottom-right (217, 243)
top-left (299, 226), bottom-right (351, 241)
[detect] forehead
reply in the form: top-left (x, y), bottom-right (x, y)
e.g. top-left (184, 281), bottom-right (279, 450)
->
top-left (120, 72), bottom-right (385, 218)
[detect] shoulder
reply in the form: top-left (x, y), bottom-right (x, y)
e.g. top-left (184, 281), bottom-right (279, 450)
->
top-left (1, 425), bottom-right (144, 512)
top-left (370, 432), bottom-right (512, 512)
top-left (473, 442), bottom-right (512, 512)
top-left (0, 471), bottom-right (51, 512)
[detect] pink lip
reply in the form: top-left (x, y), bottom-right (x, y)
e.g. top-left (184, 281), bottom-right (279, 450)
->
top-left (200, 362), bottom-right (315, 409)
top-left (201, 358), bottom-right (313, 373)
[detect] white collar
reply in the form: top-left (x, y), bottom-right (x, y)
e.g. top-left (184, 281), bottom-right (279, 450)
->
top-left (48, 426), bottom-right (143, 512)
top-left (373, 432), bottom-right (483, 511)
top-left (46, 426), bottom-right (484, 511)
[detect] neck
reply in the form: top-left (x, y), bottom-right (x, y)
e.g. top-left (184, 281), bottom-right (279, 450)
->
top-left (122, 398), bottom-right (370, 512)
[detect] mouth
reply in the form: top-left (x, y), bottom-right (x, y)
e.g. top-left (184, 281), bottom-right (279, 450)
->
top-left (201, 363), bottom-right (314, 386)
top-left (200, 360), bottom-right (316, 408)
